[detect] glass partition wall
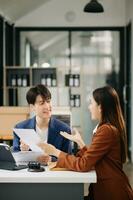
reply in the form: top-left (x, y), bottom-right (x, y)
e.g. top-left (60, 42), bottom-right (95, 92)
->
top-left (8, 29), bottom-right (121, 143)
top-left (70, 31), bottom-right (120, 142)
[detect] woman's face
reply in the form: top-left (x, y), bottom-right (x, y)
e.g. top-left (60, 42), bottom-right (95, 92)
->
top-left (88, 96), bottom-right (101, 121)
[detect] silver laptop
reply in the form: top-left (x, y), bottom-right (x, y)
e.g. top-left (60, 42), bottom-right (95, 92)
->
top-left (0, 143), bottom-right (27, 170)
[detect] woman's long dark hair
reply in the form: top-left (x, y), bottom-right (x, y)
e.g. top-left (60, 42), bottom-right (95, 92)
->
top-left (93, 86), bottom-right (127, 163)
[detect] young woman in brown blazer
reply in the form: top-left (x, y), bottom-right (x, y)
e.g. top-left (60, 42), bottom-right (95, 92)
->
top-left (39, 86), bottom-right (133, 200)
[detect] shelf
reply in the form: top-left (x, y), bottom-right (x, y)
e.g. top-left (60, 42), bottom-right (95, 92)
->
top-left (65, 74), bottom-right (80, 87)
top-left (5, 66), bottom-right (27, 69)
top-left (6, 68), bottom-right (30, 87)
top-left (4, 66), bottom-right (81, 110)
top-left (6, 86), bottom-right (30, 89)
top-left (32, 67), bottom-right (56, 86)
top-left (5, 67), bottom-right (57, 88)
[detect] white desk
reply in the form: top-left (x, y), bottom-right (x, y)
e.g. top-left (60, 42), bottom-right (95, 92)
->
top-left (0, 168), bottom-right (97, 200)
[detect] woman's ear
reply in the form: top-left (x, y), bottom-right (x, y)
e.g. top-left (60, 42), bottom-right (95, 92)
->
top-left (98, 104), bottom-right (102, 113)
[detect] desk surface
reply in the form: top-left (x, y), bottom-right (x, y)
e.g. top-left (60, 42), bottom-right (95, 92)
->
top-left (0, 167), bottom-right (97, 183)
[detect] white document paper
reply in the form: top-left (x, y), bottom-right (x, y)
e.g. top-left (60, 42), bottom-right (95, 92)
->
top-left (13, 128), bottom-right (43, 153)
top-left (12, 151), bottom-right (43, 164)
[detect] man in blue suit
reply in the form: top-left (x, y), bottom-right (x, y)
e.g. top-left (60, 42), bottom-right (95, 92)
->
top-left (13, 84), bottom-right (72, 163)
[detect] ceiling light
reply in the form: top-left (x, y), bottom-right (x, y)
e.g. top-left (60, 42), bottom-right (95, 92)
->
top-left (41, 62), bottom-right (50, 68)
top-left (84, 0), bottom-right (104, 13)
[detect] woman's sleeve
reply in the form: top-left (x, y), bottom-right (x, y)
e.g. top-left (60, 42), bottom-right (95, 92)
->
top-left (56, 125), bottom-right (117, 172)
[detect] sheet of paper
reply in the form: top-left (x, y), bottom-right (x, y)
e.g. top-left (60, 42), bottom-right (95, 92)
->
top-left (13, 128), bottom-right (43, 153)
top-left (12, 151), bottom-right (43, 164)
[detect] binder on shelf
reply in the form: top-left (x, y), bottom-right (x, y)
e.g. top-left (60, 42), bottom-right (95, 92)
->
top-left (70, 94), bottom-right (80, 107)
top-left (65, 74), bottom-right (80, 87)
top-left (32, 67), bottom-right (56, 86)
top-left (8, 88), bottom-right (18, 106)
top-left (6, 68), bottom-right (30, 87)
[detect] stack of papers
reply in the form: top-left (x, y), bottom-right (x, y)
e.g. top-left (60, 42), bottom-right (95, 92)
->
top-left (13, 128), bottom-right (45, 164)
top-left (12, 151), bottom-right (43, 165)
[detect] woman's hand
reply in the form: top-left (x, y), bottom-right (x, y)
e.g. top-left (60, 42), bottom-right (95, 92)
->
top-left (48, 162), bottom-right (57, 170)
top-left (60, 128), bottom-right (85, 149)
top-left (38, 143), bottom-right (61, 158)
top-left (20, 140), bottom-right (30, 151)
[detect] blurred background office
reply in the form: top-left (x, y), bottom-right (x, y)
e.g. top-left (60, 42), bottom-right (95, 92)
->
top-left (0, 0), bottom-right (132, 186)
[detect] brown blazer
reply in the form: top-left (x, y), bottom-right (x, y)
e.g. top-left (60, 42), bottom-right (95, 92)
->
top-left (56, 124), bottom-right (133, 200)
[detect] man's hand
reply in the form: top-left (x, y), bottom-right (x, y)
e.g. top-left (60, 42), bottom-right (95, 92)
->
top-left (20, 140), bottom-right (30, 151)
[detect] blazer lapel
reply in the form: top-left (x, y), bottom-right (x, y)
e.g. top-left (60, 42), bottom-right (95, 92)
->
top-left (47, 117), bottom-right (55, 144)
top-left (27, 116), bottom-right (36, 130)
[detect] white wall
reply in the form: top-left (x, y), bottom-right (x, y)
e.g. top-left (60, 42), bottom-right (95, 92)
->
top-left (126, 0), bottom-right (132, 23)
top-left (16, 0), bottom-right (126, 27)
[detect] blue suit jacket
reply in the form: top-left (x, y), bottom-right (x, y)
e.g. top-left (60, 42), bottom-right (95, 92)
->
top-left (13, 116), bottom-right (72, 155)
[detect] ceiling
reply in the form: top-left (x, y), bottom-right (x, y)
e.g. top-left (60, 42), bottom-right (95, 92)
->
top-left (0, 0), bottom-right (122, 67)
top-left (0, 0), bottom-right (49, 22)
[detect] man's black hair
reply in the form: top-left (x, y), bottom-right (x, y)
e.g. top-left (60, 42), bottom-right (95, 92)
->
top-left (26, 84), bottom-right (51, 104)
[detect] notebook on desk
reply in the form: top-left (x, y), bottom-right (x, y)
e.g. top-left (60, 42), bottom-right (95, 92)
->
top-left (0, 143), bottom-right (27, 170)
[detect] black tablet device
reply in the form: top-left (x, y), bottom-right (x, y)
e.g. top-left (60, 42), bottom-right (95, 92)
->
top-left (0, 143), bottom-right (27, 170)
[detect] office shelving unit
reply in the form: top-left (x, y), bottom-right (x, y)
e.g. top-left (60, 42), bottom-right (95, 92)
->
top-left (3, 66), bottom-right (57, 106)
top-left (3, 66), bottom-right (81, 108)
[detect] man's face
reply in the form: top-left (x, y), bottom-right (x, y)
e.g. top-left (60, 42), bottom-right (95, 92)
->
top-left (32, 95), bottom-right (52, 119)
